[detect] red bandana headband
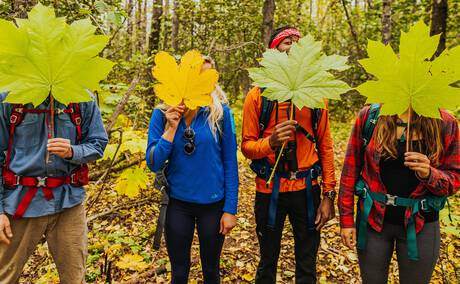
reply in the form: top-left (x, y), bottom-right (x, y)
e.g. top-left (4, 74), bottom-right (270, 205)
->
top-left (269, 28), bottom-right (301, 49)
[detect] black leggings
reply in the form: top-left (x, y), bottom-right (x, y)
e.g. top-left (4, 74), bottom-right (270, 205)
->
top-left (165, 198), bottom-right (225, 284)
top-left (358, 221), bottom-right (440, 284)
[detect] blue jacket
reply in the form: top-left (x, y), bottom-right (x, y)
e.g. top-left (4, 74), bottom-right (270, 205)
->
top-left (146, 106), bottom-right (239, 214)
top-left (0, 93), bottom-right (108, 217)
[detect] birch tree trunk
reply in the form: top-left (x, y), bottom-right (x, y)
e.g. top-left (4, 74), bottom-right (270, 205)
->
top-left (381, 0), bottom-right (392, 45)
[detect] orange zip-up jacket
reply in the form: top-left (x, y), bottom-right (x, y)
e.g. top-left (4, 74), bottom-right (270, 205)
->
top-left (241, 87), bottom-right (336, 194)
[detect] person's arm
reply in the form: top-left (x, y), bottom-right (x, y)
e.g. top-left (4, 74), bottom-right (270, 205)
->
top-left (0, 100), bottom-right (9, 214)
top-left (314, 104), bottom-right (336, 193)
top-left (146, 109), bottom-right (173, 172)
top-left (241, 88), bottom-right (275, 160)
top-left (338, 107), bottom-right (369, 229)
top-left (221, 106), bottom-right (239, 215)
top-left (421, 113), bottom-right (460, 197)
top-left (68, 101), bottom-right (109, 164)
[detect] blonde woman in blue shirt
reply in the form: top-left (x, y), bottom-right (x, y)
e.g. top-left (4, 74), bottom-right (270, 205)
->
top-left (146, 57), bottom-right (239, 284)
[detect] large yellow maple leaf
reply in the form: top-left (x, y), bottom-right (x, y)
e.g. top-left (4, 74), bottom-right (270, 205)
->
top-left (152, 50), bottom-right (219, 109)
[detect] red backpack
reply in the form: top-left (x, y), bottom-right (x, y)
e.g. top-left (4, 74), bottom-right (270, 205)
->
top-left (2, 103), bottom-right (89, 218)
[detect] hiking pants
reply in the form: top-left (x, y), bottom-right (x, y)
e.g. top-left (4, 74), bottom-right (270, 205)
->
top-left (0, 204), bottom-right (88, 284)
top-left (254, 187), bottom-right (321, 284)
top-left (165, 198), bottom-right (224, 284)
top-left (358, 221), bottom-right (440, 284)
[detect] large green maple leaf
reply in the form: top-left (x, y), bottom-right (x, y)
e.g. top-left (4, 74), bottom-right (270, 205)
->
top-left (356, 20), bottom-right (460, 118)
top-left (0, 3), bottom-right (114, 106)
top-left (248, 35), bottom-right (351, 109)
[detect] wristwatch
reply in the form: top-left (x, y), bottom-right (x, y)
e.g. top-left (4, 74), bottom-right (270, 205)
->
top-left (323, 191), bottom-right (337, 201)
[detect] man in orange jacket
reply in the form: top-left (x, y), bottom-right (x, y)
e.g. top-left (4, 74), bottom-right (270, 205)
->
top-left (241, 26), bottom-right (337, 283)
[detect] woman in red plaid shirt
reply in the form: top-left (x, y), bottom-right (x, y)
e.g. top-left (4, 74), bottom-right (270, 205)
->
top-left (338, 105), bottom-right (460, 284)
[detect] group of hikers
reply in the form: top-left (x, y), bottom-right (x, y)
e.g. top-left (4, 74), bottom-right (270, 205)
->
top-left (0, 25), bottom-right (459, 284)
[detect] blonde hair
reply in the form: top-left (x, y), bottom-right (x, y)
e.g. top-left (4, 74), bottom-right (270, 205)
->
top-left (156, 55), bottom-right (228, 139)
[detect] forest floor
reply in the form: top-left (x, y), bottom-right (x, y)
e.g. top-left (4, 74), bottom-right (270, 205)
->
top-left (20, 121), bottom-right (459, 284)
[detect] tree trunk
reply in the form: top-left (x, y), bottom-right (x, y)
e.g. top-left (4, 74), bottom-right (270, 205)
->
top-left (261, 0), bottom-right (276, 48)
top-left (341, 0), bottom-right (363, 56)
top-left (13, 0), bottom-right (37, 17)
top-left (163, 0), bottom-right (170, 50)
top-left (171, 0), bottom-right (180, 51)
top-left (136, 0), bottom-right (144, 51)
top-left (148, 0), bottom-right (163, 57)
top-left (381, 0), bottom-right (392, 45)
top-left (143, 0), bottom-right (148, 53)
top-left (430, 0), bottom-right (447, 57)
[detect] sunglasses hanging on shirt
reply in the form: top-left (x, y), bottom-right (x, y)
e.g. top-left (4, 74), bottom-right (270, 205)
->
top-left (183, 127), bottom-right (196, 155)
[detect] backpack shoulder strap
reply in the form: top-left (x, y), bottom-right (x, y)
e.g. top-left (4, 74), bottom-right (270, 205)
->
top-left (5, 104), bottom-right (25, 170)
top-left (311, 108), bottom-right (322, 134)
top-left (362, 104), bottom-right (380, 148)
top-left (68, 103), bottom-right (83, 143)
top-left (258, 88), bottom-right (275, 138)
top-left (311, 108), bottom-right (322, 153)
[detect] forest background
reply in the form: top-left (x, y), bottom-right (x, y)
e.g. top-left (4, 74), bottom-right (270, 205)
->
top-left (0, 0), bottom-right (458, 283)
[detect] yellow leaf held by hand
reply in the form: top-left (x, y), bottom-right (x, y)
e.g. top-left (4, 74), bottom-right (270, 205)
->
top-left (152, 50), bottom-right (219, 109)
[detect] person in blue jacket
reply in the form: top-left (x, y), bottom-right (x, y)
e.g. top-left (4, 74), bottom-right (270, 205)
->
top-left (0, 92), bottom-right (108, 283)
top-left (146, 56), bottom-right (239, 284)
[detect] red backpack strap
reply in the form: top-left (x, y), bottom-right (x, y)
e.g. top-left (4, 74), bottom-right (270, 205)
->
top-left (68, 103), bottom-right (82, 143)
top-left (5, 104), bottom-right (26, 170)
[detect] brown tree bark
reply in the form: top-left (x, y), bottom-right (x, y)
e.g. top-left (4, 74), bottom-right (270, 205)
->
top-left (171, 0), bottom-right (180, 51)
top-left (381, 0), bottom-right (392, 45)
top-left (148, 0), bottom-right (163, 57)
top-left (341, 0), bottom-right (363, 56)
top-left (163, 0), bottom-right (170, 50)
top-left (13, 0), bottom-right (37, 17)
top-left (430, 0), bottom-right (447, 57)
top-left (261, 0), bottom-right (276, 48)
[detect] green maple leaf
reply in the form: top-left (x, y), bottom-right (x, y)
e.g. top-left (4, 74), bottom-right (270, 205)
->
top-left (248, 35), bottom-right (351, 109)
top-left (0, 3), bottom-right (114, 106)
top-left (356, 20), bottom-right (460, 119)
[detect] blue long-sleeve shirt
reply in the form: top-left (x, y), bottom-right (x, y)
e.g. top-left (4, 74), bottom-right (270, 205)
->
top-left (146, 106), bottom-right (239, 214)
top-left (0, 93), bottom-right (108, 217)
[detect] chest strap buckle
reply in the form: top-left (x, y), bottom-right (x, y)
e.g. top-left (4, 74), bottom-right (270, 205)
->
top-left (385, 194), bottom-right (397, 206)
top-left (289, 171), bottom-right (298, 180)
top-left (36, 177), bottom-right (47, 188)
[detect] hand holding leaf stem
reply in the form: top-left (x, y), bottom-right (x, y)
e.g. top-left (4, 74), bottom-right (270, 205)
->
top-left (162, 105), bottom-right (185, 142)
top-left (404, 152), bottom-right (431, 179)
top-left (268, 120), bottom-right (297, 149)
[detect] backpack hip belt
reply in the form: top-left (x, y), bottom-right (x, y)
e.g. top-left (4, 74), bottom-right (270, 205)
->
top-left (253, 158), bottom-right (322, 230)
top-left (2, 103), bottom-right (88, 219)
top-left (2, 165), bottom-right (89, 219)
top-left (354, 178), bottom-right (447, 261)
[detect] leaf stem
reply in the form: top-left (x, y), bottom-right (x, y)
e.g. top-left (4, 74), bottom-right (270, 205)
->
top-left (46, 95), bottom-right (55, 164)
top-left (406, 105), bottom-right (411, 153)
top-left (266, 102), bottom-right (295, 186)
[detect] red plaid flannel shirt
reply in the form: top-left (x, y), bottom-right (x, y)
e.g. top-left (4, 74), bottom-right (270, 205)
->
top-left (339, 106), bottom-right (460, 233)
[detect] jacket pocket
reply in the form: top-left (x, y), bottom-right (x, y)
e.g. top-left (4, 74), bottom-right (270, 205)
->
top-left (14, 113), bottom-right (39, 148)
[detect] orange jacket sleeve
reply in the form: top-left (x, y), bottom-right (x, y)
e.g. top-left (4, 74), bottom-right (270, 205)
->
top-left (315, 102), bottom-right (337, 192)
top-left (241, 87), bottom-right (275, 160)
